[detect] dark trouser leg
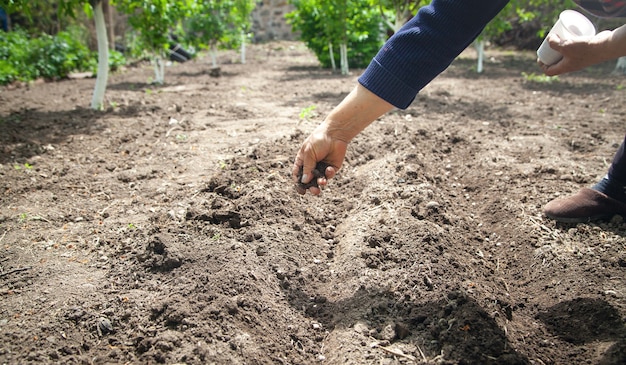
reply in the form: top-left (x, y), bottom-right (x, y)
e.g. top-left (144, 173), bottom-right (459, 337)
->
top-left (593, 134), bottom-right (626, 202)
top-left (607, 134), bottom-right (626, 184)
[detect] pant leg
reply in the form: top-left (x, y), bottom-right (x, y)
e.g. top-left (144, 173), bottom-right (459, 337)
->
top-left (607, 134), bottom-right (626, 184)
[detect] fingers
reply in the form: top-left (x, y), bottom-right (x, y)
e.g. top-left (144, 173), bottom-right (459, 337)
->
top-left (291, 128), bottom-right (348, 195)
top-left (546, 33), bottom-right (562, 51)
top-left (324, 165), bottom-right (336, 180)
top-left (291, 154), bottom-right (337, 196)
top-left (293, 147), bottom-right (317, 185)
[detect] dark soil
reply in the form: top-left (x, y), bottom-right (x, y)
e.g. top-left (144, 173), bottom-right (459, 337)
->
top-left (1, 41), bottom-right (625, 364)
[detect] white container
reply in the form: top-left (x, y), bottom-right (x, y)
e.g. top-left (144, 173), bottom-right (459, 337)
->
top-left (536, 10), bottom-right (596, 66)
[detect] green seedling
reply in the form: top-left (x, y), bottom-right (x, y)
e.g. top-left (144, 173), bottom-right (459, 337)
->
top-left (218, 160), bottom-right (228, 170)
top-left (299, 105), bottom-right (317, 120)
top-left (521, 72), bottom-right (559, 84)
top-left (175, 134), bottom-right (188, 142)
top-left (127, 223), bottom-right (137, 230)
top-left (18, 213), bottom-right (28, 222)
top-left (13, 163), bottom-right (33, 170)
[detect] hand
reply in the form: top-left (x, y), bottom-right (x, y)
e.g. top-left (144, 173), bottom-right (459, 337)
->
top-left (291, 123), bottom-right (348, 195)
top-left (290, 84), bottom-right (395, 195)
top-left (538, 30), bottom-right (614, 76)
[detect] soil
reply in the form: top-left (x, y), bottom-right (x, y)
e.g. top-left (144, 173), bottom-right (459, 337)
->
top-left (1, 41), bottom-right (626, 365)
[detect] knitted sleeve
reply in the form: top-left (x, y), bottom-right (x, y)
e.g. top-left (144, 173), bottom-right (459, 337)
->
top-left (358, 0), bottom-right (509, 109)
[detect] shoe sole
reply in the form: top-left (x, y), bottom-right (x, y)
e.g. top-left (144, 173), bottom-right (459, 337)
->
top-left (544, 212), bottom-right (617, 224)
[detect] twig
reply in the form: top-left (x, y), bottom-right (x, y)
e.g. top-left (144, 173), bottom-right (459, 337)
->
top-left (0, 266), bottom-right (32, 278)
top-left (165, 125), bottom-right (180, 137)
top-left (31, 216), bottom-right (50, 223)
top-left (416, 344), bottom-right (427, 362)
top-left (374, 343), bottom-right (417, 361)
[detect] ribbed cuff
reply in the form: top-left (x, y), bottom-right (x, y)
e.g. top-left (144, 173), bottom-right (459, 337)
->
top-left (358, 58), bottom-right (419, 110)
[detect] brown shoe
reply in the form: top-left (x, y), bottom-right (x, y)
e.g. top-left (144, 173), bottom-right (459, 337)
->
top-left (543, 188), bottom-right (626, 223)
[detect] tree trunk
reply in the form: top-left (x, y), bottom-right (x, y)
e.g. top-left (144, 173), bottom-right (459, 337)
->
top-left (103, 0), bottom-right (115, 50)
top-left (474, 39), bottom-right (485, 74)
top-left (153, 56), bottom-right (165, 84)
top-left (240, 31), bottom-right (246, 64)
top-left (339, 42), bottom-right (349, 75)
top-left (328, 42), bottom-right (336, 72)
top-left (91, 0), bottom-right (109, 110)
top-left (393, 7), bottom-right (409, 33)
top-left (613, 56), bottom-right (626, 75)
top-left (210, 43), bottom-right (218, 67)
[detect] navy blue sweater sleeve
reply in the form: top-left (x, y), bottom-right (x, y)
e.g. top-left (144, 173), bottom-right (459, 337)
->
top-left (358, 0), bottom-right (509, 109)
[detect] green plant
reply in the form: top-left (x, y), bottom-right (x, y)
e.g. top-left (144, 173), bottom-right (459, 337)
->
top-left (299, 105), bottom-right (317, 120)
top-left (107, 49), bottom-right (127, 72)
top-left (182, 0), bottom-right (256, 66)
top-left (18, 213), bottom-right (28, 222)
top-left (286, 0), bottom-right (384, 71)
top-left (114, 0), bottom-right (190, 84)
top-left (521, 71), bottom-right (559, 83)
top-left (13, 163), bottom-right (33, 170)
top-left (0, 26), bottom-right (97, 85)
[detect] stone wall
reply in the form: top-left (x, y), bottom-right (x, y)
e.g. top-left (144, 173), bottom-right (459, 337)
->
top-left (251, 0), bottom-right (297, 42)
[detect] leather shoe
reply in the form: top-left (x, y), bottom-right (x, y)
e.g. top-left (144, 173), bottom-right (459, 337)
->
top-left (543, 188), bottom-right (626, 223)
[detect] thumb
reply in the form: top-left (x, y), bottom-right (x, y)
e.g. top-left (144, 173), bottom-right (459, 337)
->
top-left (300, 154), bottom-right (318, 184)
top-left (547, 33), bottom-right (563, 51)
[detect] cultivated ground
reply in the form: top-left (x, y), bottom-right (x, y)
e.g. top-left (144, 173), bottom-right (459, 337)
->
top-left (1, 41), bottom-right (625, 364)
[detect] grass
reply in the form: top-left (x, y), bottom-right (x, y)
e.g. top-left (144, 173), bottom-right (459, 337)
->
top-left (521, 72), bottom-right (559, 83)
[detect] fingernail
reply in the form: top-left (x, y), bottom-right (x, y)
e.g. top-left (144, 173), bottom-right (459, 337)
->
top-left (301, 174), bottom-right (308, 183)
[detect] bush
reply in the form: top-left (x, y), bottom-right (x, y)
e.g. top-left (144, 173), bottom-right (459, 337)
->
top-left (287, 0), bottom-right (384, 69)
top-left (0, 26), bottom-right (125, 85)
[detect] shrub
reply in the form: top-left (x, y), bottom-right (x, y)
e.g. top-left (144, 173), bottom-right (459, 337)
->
top-left (0, 26), bottom-right (124, 85)
top-left (287, 0), bottom-right (384, 69)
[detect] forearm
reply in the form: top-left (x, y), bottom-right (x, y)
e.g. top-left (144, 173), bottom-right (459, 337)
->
top-left (321, 84), bottom-right (394, 143)
top-left (600, 24), bottom-right (626, 60)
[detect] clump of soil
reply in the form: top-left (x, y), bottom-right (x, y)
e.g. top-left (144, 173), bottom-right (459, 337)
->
top-left (297, 161), bottom-right (331, 189)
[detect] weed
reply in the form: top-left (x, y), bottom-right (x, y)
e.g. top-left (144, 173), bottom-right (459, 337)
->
top-left (299, 105), bottom-right (317, 120)
top-left (219, 160), bottom-right (228, 170)
top-left (127, 223), bottom-right (137, 230)
top-left (18, 213), bottom-right (28, 222)
top-left (13, 163), bottom-right (33, 170)
top-left (521, 72), bottom-right (559, 83)
top-left (211, 233), bottom-right (221, 240)
top-left (175, 134), bottom-right (188, 142)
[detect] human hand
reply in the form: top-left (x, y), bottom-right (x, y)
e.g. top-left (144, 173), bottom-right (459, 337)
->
top-left (538, 30), bottom-right (614, 76)
top-left (291, 124), bottom-right (348, 195)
